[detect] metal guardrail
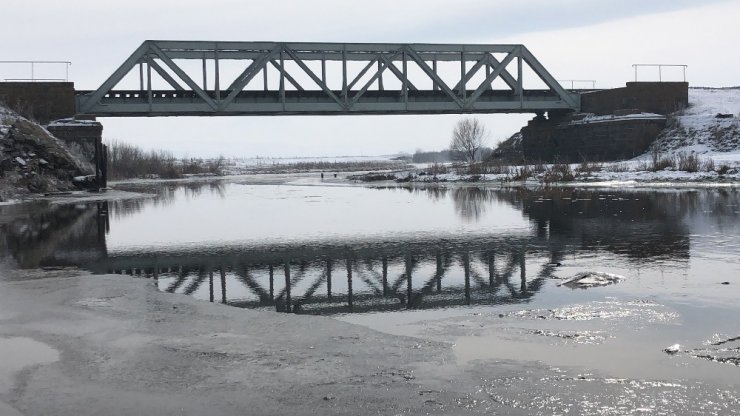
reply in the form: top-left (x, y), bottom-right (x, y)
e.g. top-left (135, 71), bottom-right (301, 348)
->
top-left (632, 64), bottom-right (687, 82)
top-left (0, 60), bottom-right (72, 82)
top-left (557, 79), bottom-right (596, 89)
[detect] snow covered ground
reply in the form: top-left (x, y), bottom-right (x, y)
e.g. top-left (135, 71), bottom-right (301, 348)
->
top-left (355, 87), bottom-right (740, 185)
top-left (651, 87), bottom-right (740, 158)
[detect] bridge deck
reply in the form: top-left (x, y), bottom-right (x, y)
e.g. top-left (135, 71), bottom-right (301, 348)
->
top-left (76, 88), bottom-right (574, 116)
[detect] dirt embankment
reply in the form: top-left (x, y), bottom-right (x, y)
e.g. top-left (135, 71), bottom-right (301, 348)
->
top-left (0, 106), bottom-right (90, 201)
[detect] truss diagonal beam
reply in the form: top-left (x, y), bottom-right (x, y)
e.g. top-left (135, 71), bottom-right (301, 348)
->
top-left (269, 60), bottom-right (304, 91)
top-left (346, 58), bottom-right (378, 91)
top-left (403, 46), bottom-right (463, 108)
top-left (453, 55), bottom-right (489, 92)
top-left (283, 45), bottom-right (345, 109)
top-left (149, 43), bottom-right (218, 110)
top-left (348, 50), bottom-right (402, 107)
top-left (466, 52), bottom-right (517, 107)
top-left (453, 53), bottom-right (518, 92)
top-left (79, 41), bottom-right (151, 113)
top-left (221, 45), bottom-right (281, 108)
top-left (379, 54), bottom-right (418, 91)
top-left (146, 56), bottom-right (184, 90)
top-left (519, 46), bottom-right (578, 107)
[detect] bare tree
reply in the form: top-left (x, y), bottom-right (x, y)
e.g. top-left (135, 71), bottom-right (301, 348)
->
top-left (450, 117), bottom-right (488, 163)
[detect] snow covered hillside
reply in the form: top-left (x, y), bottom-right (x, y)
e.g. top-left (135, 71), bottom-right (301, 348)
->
top-left (651, 87), bottom-right (740, 161)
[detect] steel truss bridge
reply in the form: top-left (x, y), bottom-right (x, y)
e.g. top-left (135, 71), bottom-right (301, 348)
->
top-left (76, 41), bottom-right (580, 117)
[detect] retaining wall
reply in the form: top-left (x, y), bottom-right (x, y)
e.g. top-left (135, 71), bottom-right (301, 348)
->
top-left (580, 82), bottom-right (688, 116)
top-left (0, 82), bottom-right (76, 124)
top-left (521, 115), bottom-right (666, 162)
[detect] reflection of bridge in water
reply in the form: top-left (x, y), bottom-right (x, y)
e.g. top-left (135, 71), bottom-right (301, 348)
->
top-left (91, 234), bottom-right (561, 315)
top-left (3, 185), bottom-right (734, 315)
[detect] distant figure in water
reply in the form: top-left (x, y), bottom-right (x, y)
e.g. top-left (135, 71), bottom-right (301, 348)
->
top-left (333, 173), bottom-right (337, 178)
top-left (321, 172), bottom-right (324, 179)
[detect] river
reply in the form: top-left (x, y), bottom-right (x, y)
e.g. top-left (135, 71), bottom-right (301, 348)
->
top-left (1, 176), bottom-right (739, 414)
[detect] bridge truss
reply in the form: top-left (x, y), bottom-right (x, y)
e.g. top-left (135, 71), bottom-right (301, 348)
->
top-left (77, 41), bottom-right (580, 116)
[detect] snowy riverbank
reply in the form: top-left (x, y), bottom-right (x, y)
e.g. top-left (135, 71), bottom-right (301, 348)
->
top-left (353, 87), bottom-right (740, 186)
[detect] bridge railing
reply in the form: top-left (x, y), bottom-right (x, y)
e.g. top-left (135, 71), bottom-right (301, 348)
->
top-left (0, 60), bottom-right (71, 82)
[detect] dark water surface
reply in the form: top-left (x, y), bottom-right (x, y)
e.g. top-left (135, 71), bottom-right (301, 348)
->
top-left (2, 180), bottom-right (740, 403)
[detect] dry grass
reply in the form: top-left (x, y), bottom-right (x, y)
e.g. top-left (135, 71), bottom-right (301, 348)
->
top-left (108, 141), bottom-right (225, 180)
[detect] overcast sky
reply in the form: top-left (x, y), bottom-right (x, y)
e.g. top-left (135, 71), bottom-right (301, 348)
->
top-left (3, 0), bottom-right (739, 157)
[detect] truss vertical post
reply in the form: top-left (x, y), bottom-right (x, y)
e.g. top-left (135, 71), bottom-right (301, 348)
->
top-left (432, 60), bottom-right (438, 91)
top-left (202, 55), bottom-right (207, 91)
top-left (321, 57), bottom-right (326, 85)
top-left (139, 62), bottom-right (144, 91)
top-left (460, 51), bottom-right (466, 100)
top-left (341, 46), bottom-right (347, 104)
top-left (279, 49), bottom-right (285, 109)
top-left (377, 60), bottom-right (384, 91)
top-left (263, 66), bottom-right (268, 91)
top-left (517, 52), bottom-right (523, 108)
top-left (146, 62), bottom-right (152, 111)
top-left (402, 50), bottom-right (408, 106)
top-left (214, 45), bottom-right (220, 101)
top-left (486, 64), bottom-right (491, 90)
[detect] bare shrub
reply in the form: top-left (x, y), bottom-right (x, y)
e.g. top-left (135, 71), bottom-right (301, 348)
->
top-left (480, 161), bottom-right (511, 175)
top-left (576, 159), bottom-right (602, 175)
top-left (428, 162), bottom-right (448, 175)
top-left (702, 158), bottom-right (715, 172)
top-left (543, 162), bottom-right (574, 183)
top-left (649, 149), bottom-right (674, 171)
top-left (108, 140), bottom-right (181, 180)
top-left (675, 152), bottom-right (700, 172)
top-left (606, 162), bottom-right (630, 172)
top-left (717, 164), bottom-right (731, 175)
top-left (532, 160), bottom-right (546, 173)
top-left (512, 165), bottom-right (534, 181)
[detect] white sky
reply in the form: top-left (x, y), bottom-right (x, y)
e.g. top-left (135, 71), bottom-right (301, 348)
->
top-left (2, 0), bottom-right (739, 157)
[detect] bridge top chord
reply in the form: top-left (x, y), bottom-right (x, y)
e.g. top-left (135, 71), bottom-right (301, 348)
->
top-left (77, 40), bottom-right (580, 117)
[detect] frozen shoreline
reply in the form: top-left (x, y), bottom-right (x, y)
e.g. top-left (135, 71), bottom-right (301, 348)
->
top-left (0, 271), bottom-right (455, 416)
top-left (1, 268), bottom-right (738, 415)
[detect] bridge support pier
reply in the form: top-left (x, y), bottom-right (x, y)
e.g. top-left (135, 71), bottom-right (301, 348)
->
top-left (47, 116), bottom-right (107, 189)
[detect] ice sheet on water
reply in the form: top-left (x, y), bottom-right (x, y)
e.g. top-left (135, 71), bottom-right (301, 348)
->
top-left (558, 271), bottom-right (625, 288)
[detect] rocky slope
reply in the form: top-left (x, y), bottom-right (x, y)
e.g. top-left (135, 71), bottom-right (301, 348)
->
top-left (0, 105), bottom-right (90, 201)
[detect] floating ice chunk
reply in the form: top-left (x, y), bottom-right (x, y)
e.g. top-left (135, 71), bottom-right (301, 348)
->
top-left (558, 272), bottom-right (625, 288)
top-left (664, 344), bottom-right (681, 354)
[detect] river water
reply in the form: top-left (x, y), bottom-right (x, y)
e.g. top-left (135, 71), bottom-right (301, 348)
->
top-left (1, 176), bottom-right (739, 413)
